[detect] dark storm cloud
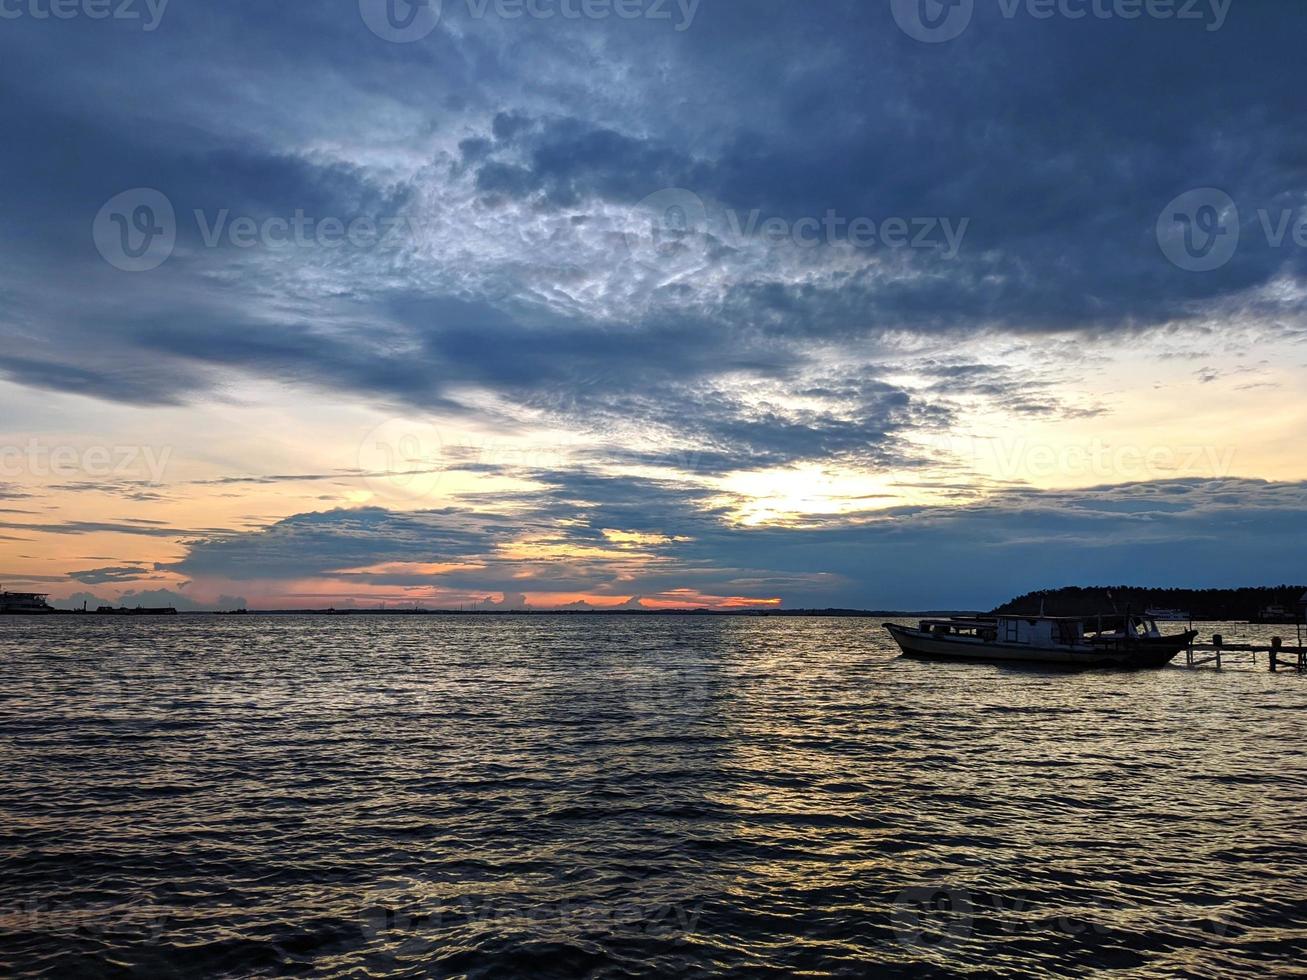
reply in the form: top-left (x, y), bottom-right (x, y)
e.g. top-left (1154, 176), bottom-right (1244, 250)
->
top-left (1, 0), bottom-right (1304, 417)
top-left (468, 114), bottom-right (713, 208)
top-left (452, 3), bottom-right (1307, 327)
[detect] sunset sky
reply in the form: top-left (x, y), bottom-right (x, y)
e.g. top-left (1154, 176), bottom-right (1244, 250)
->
top-left (1, 0), bottom-right (1304, 610)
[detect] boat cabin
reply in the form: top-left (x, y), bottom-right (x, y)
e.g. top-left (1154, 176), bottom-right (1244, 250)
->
top-left (919, 616), bottom-right (1086, 646)
top-left (918, 614), bottom-right (1161, 647)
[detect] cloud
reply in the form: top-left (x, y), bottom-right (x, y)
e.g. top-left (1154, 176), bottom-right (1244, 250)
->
top-left (151, 477), bottom-right (1307, 610)
top-left (159, 507), bottom-right (506, 582)
top-left (68, 565), bottom-right (153, 585)
top-left (0, 519), bottom-right (216, 539)
top-left (0, 0), bottom-right (1304, 428)
top-left (478, 591), bottom-right (528, 611)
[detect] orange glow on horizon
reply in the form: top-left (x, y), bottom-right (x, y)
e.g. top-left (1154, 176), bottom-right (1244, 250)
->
top-left (29, 578), bottom-right (787, 612)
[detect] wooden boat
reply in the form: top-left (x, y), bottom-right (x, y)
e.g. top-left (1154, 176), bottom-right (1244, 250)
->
top-left (884, 613), bottom-right (1197, 669)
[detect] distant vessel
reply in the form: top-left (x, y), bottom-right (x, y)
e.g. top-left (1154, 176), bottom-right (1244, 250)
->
top-left (95, 606), bottom-right (178, 616)
top-left (1254, 604), bottom-right (1299, 624)
top-left (0, 590), bottom-right (57, 614)
top-left (884, 613), bottom-right (1197, 669)
top-left (1145, 607), bottom-right (1191, 622)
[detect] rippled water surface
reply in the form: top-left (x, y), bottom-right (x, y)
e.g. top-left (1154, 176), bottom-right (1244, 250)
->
top-left (3, 615), bottom-right (1307, 977)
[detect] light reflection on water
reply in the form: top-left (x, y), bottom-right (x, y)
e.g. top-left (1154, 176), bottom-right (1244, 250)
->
top-left (1, 615), bottom-right (1305, 977)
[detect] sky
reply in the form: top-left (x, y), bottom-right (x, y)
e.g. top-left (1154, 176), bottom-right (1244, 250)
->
top-left (1, 0), bottom-right (1305, 611)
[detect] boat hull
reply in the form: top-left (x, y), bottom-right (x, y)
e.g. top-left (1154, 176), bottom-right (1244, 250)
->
top-left (883, 623), bottom-right (1194, 669)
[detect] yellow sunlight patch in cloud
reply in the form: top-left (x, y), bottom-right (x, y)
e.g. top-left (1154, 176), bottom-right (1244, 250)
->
top-left (600, 529), bottom-right (691, 547)
top-left (496, 535), bottom-right (653, 562)
top-left (714, 466), bottom-right (944, 527)
top-left (330, 561), bottom-right (485, 576)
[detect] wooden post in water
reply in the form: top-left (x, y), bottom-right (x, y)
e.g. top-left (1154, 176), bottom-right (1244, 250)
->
top-left (1270, 636), bottom-right (1282, 672)
top-left (1212, 633), bottom-right (1223, 670)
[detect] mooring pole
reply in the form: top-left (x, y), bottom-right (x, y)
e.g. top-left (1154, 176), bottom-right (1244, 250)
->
top-left (1270, 636), bottom-right (1282, 672)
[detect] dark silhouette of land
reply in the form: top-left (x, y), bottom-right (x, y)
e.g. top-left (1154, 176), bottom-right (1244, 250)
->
top-left (993, 585), bottom-right (1306, 622)
top-left (9, 587), bottom-right (1303, 621)
top-left (219, 607), bottom-right (976, 618)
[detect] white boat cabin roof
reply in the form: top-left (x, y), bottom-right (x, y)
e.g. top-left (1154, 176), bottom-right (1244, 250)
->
top-left (918, 614), bottom-right (1141, 628)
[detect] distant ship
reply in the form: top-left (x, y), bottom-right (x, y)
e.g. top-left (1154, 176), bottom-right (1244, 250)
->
top-left (1253, 604), bottom-right (1299, 624)
top-left (0, 590), bottom-right (57, 614)
top-left (1145, 607), bottom-right (1191, 622)
top-left (1, 589), bottom-right (178, 616)
top-left (884, 613), bottom-right (1196, 669)
top-left (95, 606), bottom-right (178, 616)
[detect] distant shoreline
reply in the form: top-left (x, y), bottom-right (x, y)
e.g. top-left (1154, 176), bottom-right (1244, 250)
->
top-left (205, 607), bottom-right (979, 617)
top-left (13, 584), bottom-right (1301, 621)
top-left (17, 607), bottom-right (978, 618)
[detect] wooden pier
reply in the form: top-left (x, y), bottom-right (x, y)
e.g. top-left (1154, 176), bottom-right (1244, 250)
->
top-left (1183, 633), bottom-right (1307, 671)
